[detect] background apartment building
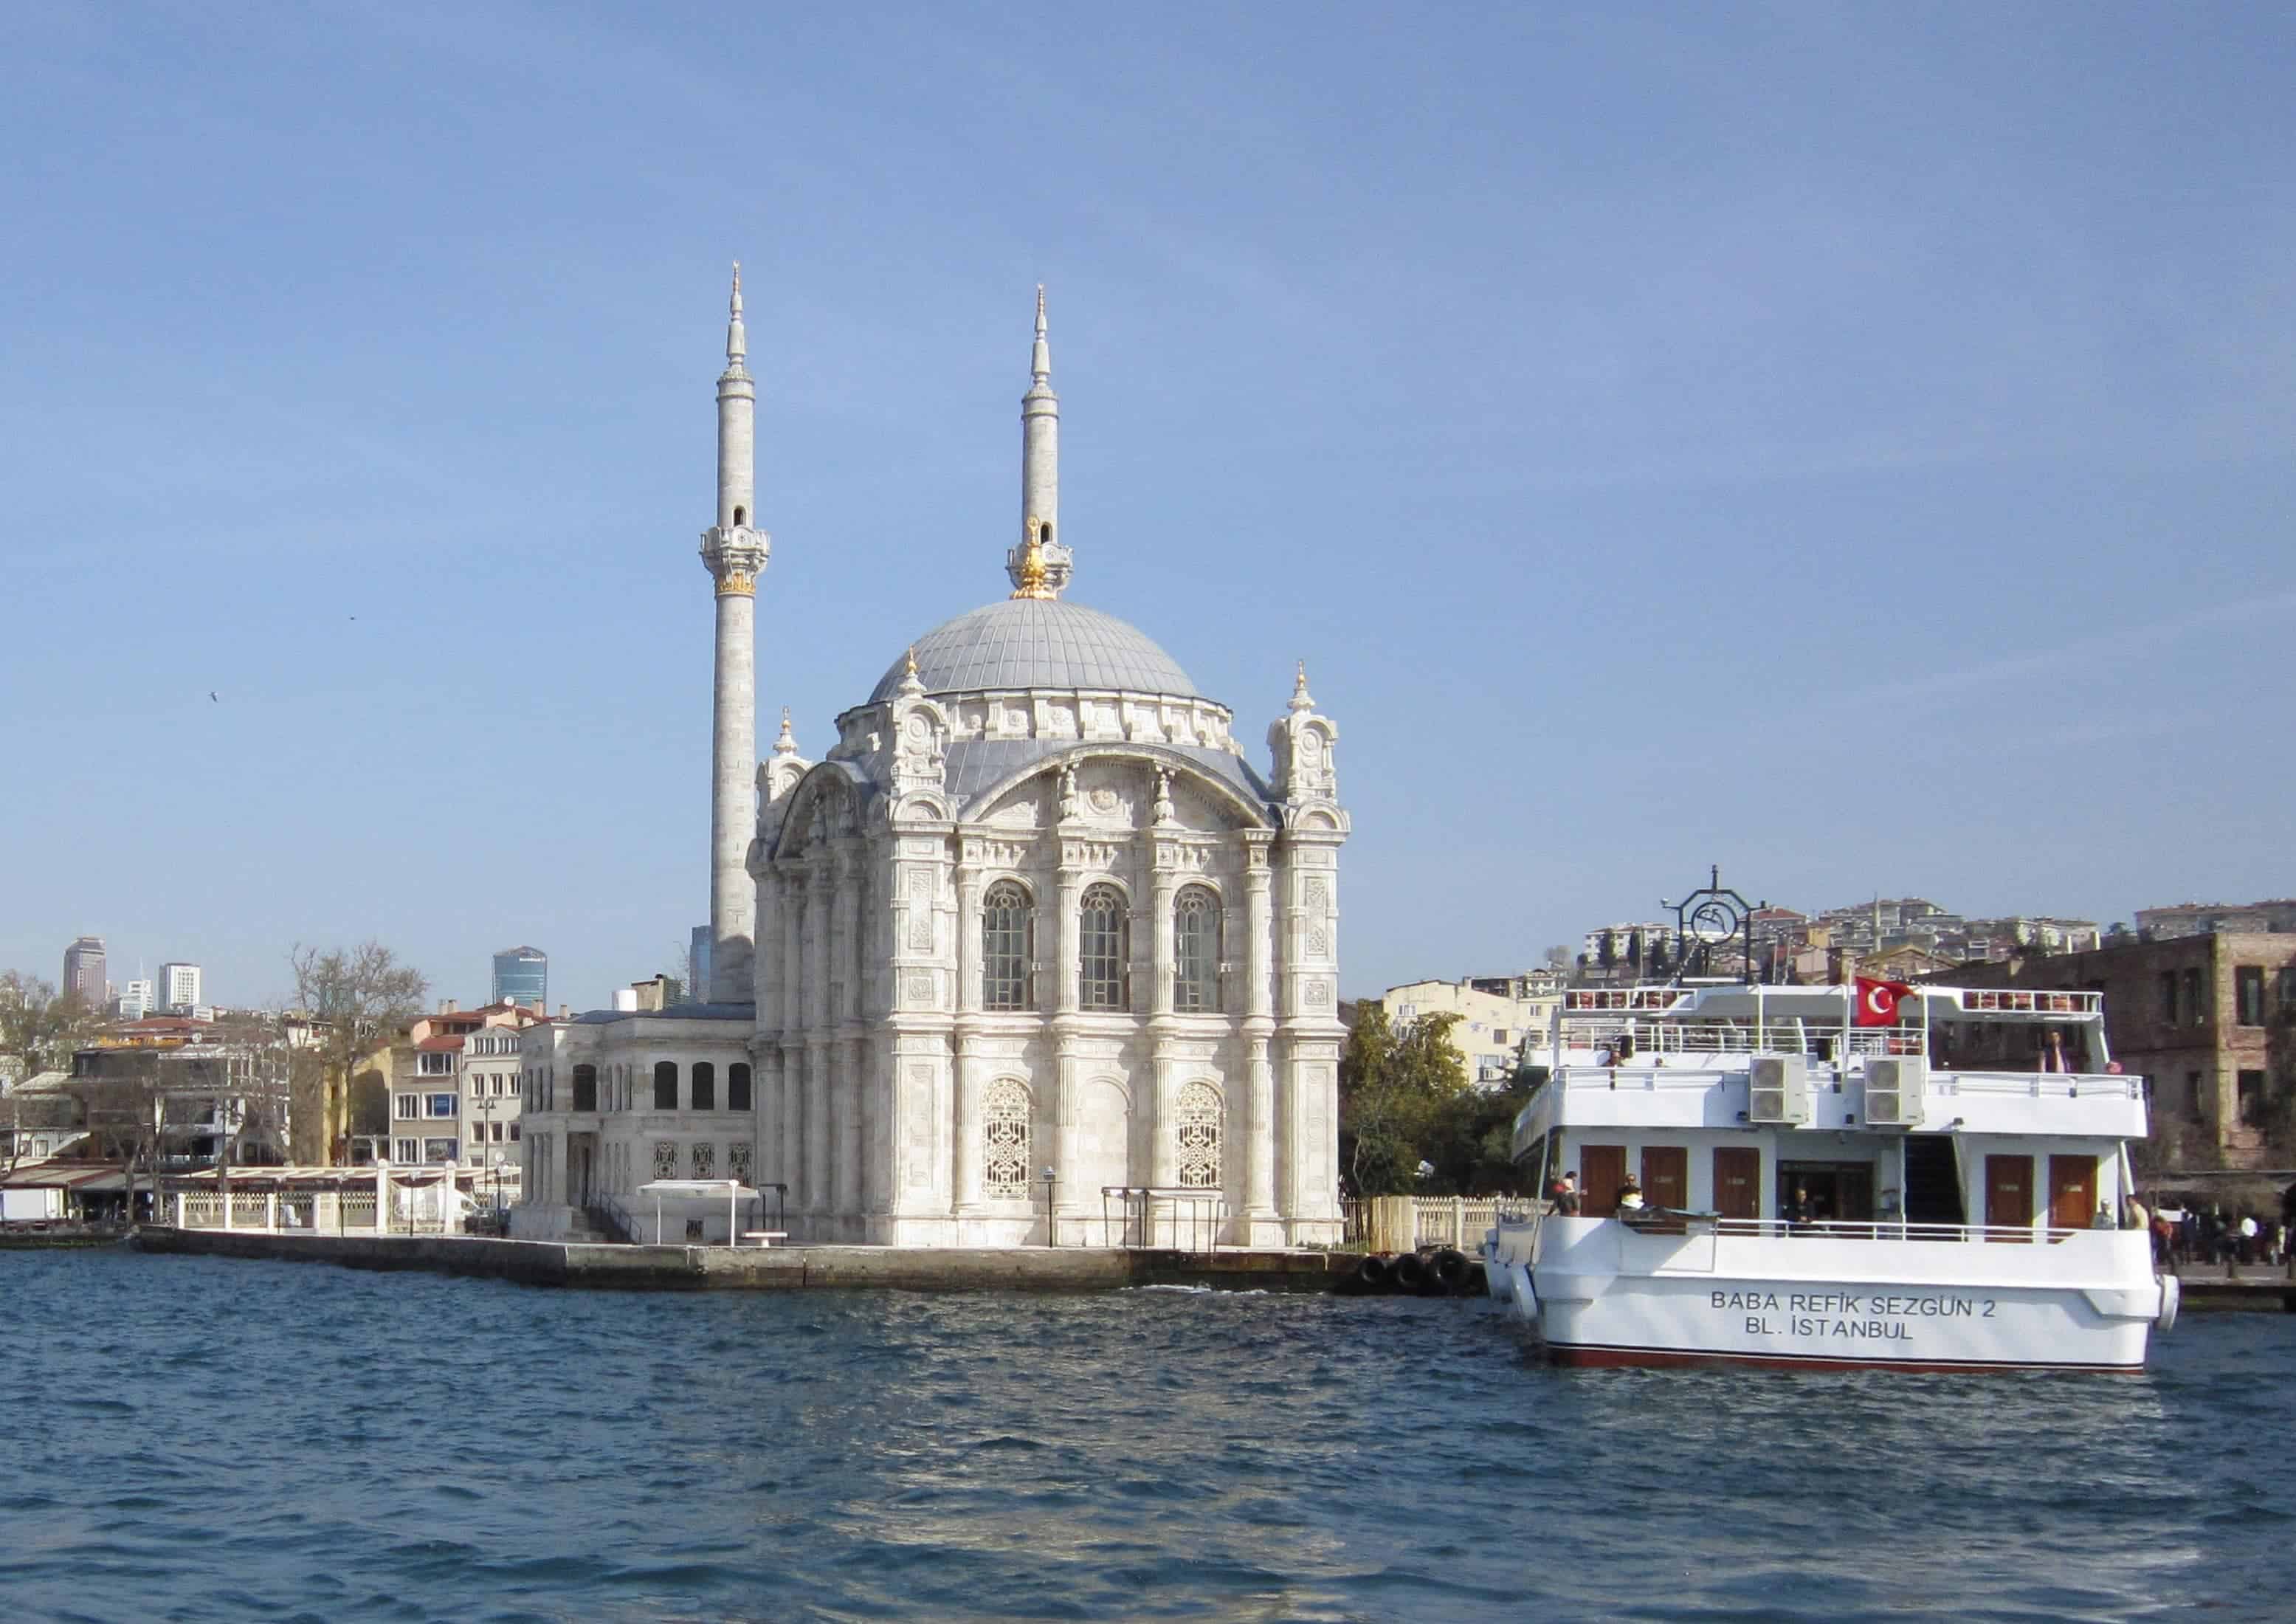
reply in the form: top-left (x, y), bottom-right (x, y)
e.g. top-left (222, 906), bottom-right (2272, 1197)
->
top-left (156, 962), bottom-right (204, 1014)
top-left (62, 937), bottom-right (105, 1005)
top-left (491, 947), bottom-right (547, 1010)
top-left (385, 999), bottom-right (548, 1165)
top-left (1948, 932), bottom-right (2296, 1166)
top-left (1380, 971), bottom-right (1567, 1081)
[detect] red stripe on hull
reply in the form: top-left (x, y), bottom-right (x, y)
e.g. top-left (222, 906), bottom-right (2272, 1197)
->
top-left (1547, 1342), bottom-right (2142, 1374)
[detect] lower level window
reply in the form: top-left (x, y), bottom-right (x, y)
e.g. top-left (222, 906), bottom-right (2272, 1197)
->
top-left (394, 1138), bottom-right (418, 1163)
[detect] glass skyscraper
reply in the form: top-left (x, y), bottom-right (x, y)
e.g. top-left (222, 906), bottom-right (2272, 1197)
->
top-left (492, 946), bottom-right (547, 1009)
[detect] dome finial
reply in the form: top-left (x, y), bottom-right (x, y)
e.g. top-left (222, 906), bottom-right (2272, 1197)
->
top-left (772, 706), bottom-right (797, 755)
top-left (1289, 660), bottom-right (1315, 712)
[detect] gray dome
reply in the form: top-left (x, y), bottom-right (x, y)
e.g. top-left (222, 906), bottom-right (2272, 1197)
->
top-left (871, 598), bottom-right (1202, 703)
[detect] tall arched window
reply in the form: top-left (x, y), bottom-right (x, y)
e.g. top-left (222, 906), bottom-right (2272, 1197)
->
top-left (1079, 884), bottom-right (1128, 1011)
top-left (692, 1062), bottom-right (715, 1111)
top-left (983, 881), bottom-right (1034, 1011)
top-left (1173, 887), bottom-right (1221, 1013)
top-left (572, 1064), bottom-right (597, 1113)
top-left (728, 1062), bottom-right (751, 1112)
top-left (1176, 1081), bottom-right (1222, 1188)
top-left (982, 1078), bottom-right (1032, 1198)
top-left (653, 1061), bottom-right (678, 1111)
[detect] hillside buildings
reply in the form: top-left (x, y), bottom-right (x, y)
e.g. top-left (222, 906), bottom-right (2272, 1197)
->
top-left (514, 278), bottom-right (1348, 1248)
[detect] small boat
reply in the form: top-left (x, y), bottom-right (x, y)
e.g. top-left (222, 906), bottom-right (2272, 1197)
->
top-left (1487, 979), bottom-right (2176, 1372)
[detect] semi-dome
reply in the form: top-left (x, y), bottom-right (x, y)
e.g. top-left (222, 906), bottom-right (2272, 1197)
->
top-left (869, 598), bottom-right (1202, 703)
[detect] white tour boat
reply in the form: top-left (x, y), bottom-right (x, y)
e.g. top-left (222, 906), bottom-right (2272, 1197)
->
top-left (1483, 980), bottom-right (2178, 1372)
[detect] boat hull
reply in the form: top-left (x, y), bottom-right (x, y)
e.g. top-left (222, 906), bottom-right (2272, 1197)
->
top-left (1495, 1217), bottom-right (2163, 1373)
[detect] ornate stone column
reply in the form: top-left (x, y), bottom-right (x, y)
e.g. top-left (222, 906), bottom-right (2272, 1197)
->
top-left (1243, 836), bottom-right (1278, 1231)
top-left (956, 868), bottom-right (984, 1016)
top-left (954, 1033), bottom-right (987, 1221)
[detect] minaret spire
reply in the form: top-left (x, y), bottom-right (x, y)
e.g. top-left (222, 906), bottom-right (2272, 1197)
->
top-left (700, 264), bottom-right (770, 1003)
top-left (1007, 284), bottom-right (1072, 598)
top-left (726, 261), bottom-right (748, 368)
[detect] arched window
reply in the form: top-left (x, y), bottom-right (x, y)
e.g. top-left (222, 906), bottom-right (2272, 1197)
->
top-left (728, 1062), bottom-right (752, 1112)
top-left (983, 880), bottom-right (1034, 1011)
top-left (653, 1061), bottom-right (678, 1111)
top-left (692, 1062), bottom-right (715, 1111)
top-left (733, 505), bottom-right (746, 526)
top-left (1176, 1081), bottom-right (1222, 1188)
top-left (1079, 884), bottom-right (1128, 1011)
top-left (572, 1064), bottom-right (597, 1113)
top-left (1173, 887), bottom-right (1221, 1013)
top-left (982, 1078), bottom-right (1032, 1198)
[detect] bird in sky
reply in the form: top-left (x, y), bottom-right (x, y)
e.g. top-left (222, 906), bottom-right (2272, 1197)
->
top-left (210, 692), bottom-right (218, 703)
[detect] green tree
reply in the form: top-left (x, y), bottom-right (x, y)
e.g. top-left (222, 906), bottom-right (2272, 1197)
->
top-left (1339, 1008), bottom-right (1469, 1194)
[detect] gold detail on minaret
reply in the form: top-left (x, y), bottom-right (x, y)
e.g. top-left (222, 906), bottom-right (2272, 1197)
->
top-left (1010, 518), bottom-right (1056, 599)
top-left (715, 565), bottom-right (758, 597)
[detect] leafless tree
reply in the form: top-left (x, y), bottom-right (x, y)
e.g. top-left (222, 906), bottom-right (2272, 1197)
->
top-left (0, 972), bottom-right (107, 1177)
top-left (289, 943), bottom-right (427, 1163)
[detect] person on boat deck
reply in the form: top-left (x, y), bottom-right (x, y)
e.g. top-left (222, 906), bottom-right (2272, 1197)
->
top-left (1615, 1175), bottom-right (1645, 1214)
top-left (1551, 1173), bottom-right (1582, 1215)
top-left (2092, 1203), bottom-right (2117, 1230)
top-left (1782, 1185), bottom-right (1816, 1229)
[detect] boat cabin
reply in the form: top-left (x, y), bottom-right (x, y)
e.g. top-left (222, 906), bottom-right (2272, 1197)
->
top-left (1512, 984), bottom-right (2148, 1241)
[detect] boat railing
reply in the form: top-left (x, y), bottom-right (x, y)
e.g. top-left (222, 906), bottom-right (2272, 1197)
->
top-left (1628, 1213), bottom-right (2083, 1245)
top-left (1555, 1064), bottom-right (2144, 1101)
top-left (1557, 1020), bottom-right (1925, 1057)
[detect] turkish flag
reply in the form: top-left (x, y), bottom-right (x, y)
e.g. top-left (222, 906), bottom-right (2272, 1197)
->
top-left (1854, 977), bottom-right (1912, 1028)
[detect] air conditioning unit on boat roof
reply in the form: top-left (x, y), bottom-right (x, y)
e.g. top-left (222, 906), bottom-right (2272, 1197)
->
top-left (1863, 1057), bottom-right (1928, 1129)
top-left (1748, 1054), bottom-right (1810, 1126)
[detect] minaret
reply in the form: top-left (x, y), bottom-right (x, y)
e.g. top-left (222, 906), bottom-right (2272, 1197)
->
top-left (1006, 286), bottom-right (1072, 597)
top-left (700, 264), bottom-right (769, 1003)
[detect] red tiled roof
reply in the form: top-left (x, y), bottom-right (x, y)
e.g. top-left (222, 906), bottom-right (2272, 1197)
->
top-left (414, 1034), bottom-right (467, 1052)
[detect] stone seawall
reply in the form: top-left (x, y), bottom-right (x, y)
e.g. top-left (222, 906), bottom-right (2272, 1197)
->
top-left (130, 1228), bottom-right (1351, 1293)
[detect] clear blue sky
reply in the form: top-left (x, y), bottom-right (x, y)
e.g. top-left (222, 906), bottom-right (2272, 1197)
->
top-left (4, 3), bottom-right (2289, 1011)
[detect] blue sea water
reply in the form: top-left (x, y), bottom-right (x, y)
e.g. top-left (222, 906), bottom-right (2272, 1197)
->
top-left (0, 1251), bottom-right (2288, 1623)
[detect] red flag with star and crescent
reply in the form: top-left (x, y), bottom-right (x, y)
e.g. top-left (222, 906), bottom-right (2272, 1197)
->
top-left (1853, 976), bottom-right (1913, 1028)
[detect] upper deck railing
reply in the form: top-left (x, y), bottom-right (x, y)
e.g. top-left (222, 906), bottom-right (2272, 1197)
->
top-left (1547, 1062), bottom-right (2143, 1101)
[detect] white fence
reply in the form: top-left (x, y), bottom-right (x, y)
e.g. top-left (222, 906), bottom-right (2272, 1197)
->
top-left (1344, 1196), bottom-right (1523, 1253)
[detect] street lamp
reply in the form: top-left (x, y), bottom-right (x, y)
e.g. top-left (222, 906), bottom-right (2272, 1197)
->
top-left (1041, 1166), bottom-right (1059, 1248)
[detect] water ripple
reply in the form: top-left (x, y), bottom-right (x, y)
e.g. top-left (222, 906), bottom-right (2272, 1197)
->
top-left (0, 1250), bottom-right (2286, 1620)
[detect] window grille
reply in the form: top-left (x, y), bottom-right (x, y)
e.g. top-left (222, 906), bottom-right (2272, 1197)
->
top-left (1173, 887), bottom-right (1221, 1012)
top-left (729, 1140), bottom-right (753, 1183)
top-left (653, 1140), bottom-right (678, 1179)
top-left (983, 881), bottom-right (1034, 1011)
top-left (1079, 884), bottom-right (1128, 1011)
top-left (982, 1078), bottom-right (1031, 1197)
top-left (692, 1141), bottom-right (715, 1178)
top-left (1176, 1081), bottom-right (1221, 1188)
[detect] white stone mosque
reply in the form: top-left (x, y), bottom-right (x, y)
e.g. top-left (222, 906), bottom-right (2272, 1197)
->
top-left (513, 275), bottom-right (1348, 1248)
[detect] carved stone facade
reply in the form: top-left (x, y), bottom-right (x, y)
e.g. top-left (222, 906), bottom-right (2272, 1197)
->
top-left (752, 633), bottom-right (1347, 1246)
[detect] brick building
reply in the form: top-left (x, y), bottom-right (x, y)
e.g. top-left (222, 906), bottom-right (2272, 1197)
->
top-left (1945, 932), bottom-right (2296, 1166)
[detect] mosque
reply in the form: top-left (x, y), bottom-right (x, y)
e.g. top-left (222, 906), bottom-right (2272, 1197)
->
top-left (512, 275), bottom-right (1348, 1248)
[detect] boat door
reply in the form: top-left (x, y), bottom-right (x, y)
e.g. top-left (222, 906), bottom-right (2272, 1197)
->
top-left (1580, 1143), bottom-right (1627, 1217)
top-left (1985, 1154), bottom-right (2035, 1241)
top-left (2048, 1154), bottom-right (2098, 1230)
top-left (1641, 1146), bottom-right (1689, 1210)
top-left (1712, 1146), bottom-right (1759, 1220)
